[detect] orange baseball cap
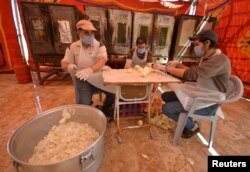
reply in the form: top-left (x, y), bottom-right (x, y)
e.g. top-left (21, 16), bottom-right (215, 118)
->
top-left (76, 20), bottom-right (96, 31)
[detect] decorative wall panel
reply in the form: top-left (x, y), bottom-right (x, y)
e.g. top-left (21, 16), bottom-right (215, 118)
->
top-left (21, 3), bottom-right (54, 54)
top-left (171, 15), bottom-right (216, 62)
top-left (85, 6), bottom-right (108, 45)
top-left (132, 12), bottom-right (154, 50)
top-left (152, 14), bottom-right (175, 63)
top-left (48, 5), bottom-right (77, 54)
top-left (21, 2), bottom-right (78, 84)
top-left (108, 9), bottom-right (132, 55)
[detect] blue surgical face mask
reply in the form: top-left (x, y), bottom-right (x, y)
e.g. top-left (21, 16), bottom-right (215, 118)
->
top-left (137, 48), bottom-right (146, 54)
top-left (82, 35), bottom-right (94, 45)
top-left (194, 45), bottom-right (205, 57)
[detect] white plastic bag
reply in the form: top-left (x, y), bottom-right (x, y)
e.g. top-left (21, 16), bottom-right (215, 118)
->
top-left (87, 72), bottom-right (116, 94)
top-left (168, 82), bottom-right (226, 111)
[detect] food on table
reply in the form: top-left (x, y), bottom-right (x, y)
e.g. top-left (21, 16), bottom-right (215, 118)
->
top-left (134, 65), bottom-right (152, 77)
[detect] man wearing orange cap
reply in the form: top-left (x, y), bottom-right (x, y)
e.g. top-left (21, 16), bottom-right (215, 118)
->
top-left (61, 20), bottom-right (115, 120)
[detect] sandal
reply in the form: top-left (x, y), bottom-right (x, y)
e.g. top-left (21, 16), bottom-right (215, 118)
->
top-left (181, 122), bottom-right (200, 139)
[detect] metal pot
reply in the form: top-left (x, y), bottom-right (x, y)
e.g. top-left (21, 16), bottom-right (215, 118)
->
top-left (7, 104), bottom-right (107, 172)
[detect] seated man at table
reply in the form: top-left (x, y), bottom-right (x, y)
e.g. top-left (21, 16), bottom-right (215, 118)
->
top-left (124, 37), bottom-right (154, 114)
top-left (61, 19), bottom-right (115, 121)
top-left (124, 37), bottom-right (153, 69)
top-left (153, 30), bottom-right (231, 138)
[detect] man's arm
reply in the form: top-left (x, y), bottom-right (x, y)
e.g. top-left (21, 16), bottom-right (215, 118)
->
top-left (166, 66), bottom-right (186, 78)
top-left (89, 57), bottom-right (106, 72)
top-left (176, 63), bottom-right (189, 69)
top-left (75, 57), bottom-right (106, 81)
top-left (124, 59), bottom-right (132, 69)
top-left (61, 60), bottom-right (70, 72)
top-left (124, 49), bottom-right (134, 69)
top-left (91, 43), bottom-right (108, 72)
top-left (61, 45), bottom-right (74, 72)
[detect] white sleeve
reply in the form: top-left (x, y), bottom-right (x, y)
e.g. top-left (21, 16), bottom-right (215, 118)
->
top-left (97, 45), bottom-right (108, 61)
top-left (61, 46), bottom-right (75, 64)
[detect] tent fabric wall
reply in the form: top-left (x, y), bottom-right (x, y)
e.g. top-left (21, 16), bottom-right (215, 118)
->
top-left (76, 0), bottom-right (190, 15)
top-left (196, 0), bottom-right (250, 98)
top-left (215, 0), bottom-right (250, 98)
top-left (0, 0), bottom-right (24, 73)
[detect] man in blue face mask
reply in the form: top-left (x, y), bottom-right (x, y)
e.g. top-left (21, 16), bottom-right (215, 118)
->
top-left (61, 19), bottom-right (115, 122)
top-left (124, 37), bottom-right (153, 69)
top-left (155, 30), bottom-right (231, 138)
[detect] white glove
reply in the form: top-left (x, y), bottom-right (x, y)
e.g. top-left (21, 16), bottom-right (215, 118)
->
top-left (67, 64), bottom-right (77, 73)
top-left (75, 68), bottom-right (93, 81)
top-left (152, 64), bottom-right (166, 71)
top-left (167, 60), bottom-right (179, 67)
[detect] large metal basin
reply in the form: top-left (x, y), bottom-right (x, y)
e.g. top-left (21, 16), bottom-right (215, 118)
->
top-left (7, 104), bottom-right (107, 172)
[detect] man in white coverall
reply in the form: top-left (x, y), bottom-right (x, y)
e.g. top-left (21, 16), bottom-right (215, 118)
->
top-left (61, 20), bottom-right (115, 120)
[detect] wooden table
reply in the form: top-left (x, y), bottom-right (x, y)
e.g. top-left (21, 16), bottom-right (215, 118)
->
top-left (103, 69), bottom-right (180, 142)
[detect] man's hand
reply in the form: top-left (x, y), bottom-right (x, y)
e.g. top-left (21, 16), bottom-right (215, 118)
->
top-left (167, 60), bottom-right (179, 67)
top-left (75, 68), bottom-right (93, 81)
top-left (152, 63), bottom-right (166, 71)
top-left (67, 64), bottom-right (77, 73)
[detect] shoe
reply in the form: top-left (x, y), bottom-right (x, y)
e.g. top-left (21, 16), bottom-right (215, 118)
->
top-left (181, 126), bottom-right (200, 139)
top-left (101, 106), bottom-right (114, 117)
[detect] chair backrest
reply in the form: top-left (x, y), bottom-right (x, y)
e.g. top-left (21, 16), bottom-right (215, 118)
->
top-left (189, 75), bottom-right (243, 114)
top-left (224, 75), bottom-right (244, 103)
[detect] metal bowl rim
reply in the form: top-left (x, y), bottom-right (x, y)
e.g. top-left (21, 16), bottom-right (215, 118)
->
top-left (7, 104), bottom-right (107, 166)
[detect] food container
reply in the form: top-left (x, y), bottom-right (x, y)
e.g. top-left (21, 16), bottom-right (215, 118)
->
top-left (7, 104), bottom-right (107, 172)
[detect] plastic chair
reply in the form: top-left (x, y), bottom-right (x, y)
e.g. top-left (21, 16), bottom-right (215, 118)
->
top-left (173, 75), bottom-right (244, 148)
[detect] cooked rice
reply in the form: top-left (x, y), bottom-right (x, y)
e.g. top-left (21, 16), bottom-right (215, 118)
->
top-left (28, 122), bottom-right (99, 164)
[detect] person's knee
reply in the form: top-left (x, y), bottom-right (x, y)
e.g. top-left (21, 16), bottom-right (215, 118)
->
top-left (79, 99), bottom-right (92, 105)
top-left (161, 92), bottom-right (168, 101)
top-left (78, 94), bottom-right (92, 105)
top-left (162, 103), bottom-right (171, 116)
top-left (103, 93), bottom-right (115, 107)
top-left (161, 91), bottom-right (177, 102)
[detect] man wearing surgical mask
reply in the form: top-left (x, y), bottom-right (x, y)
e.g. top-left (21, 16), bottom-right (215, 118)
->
top-left (154, 30), bottom-right (231, 138)
top-left (124, 37), bottom-right (153, 69)
top-left (61, 19), bottom-right (115, 121)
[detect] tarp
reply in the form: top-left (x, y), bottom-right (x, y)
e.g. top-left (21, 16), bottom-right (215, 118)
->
top-left (76, 0), bottom-right (190, 15)
top-left (0, 0), bottom-right (22, 73)
top-left (196, 0), bottom-right (250, 98)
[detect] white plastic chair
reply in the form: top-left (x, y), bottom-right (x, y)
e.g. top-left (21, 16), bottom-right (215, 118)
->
top-left (173, 75), bottom-right (244, 148)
